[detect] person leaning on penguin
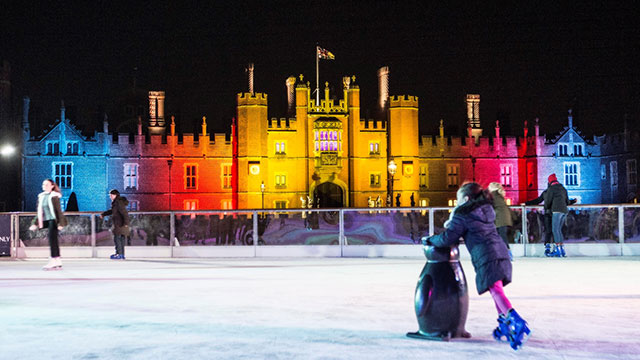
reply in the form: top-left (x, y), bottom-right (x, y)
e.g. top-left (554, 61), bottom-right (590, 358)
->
top-left (425, 182), bottom-right (531, 350)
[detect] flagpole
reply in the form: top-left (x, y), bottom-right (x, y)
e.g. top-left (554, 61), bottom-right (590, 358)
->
top-left (315, 46), bottom-right (320, 107)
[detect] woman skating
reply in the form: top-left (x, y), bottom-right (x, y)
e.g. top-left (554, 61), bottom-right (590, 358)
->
top-left (29, 179), bottom-right (68, 270)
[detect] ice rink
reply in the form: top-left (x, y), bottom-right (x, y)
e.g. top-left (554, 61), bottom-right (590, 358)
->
top-left (1, 256), bottom-right (639, 359)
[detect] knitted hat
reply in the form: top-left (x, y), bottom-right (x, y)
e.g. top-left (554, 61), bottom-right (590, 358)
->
top-left (548, 174), bottom-right (558, 183)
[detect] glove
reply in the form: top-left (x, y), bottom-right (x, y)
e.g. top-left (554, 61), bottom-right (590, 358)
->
top-left (421, 237), bottom-right (433, 246)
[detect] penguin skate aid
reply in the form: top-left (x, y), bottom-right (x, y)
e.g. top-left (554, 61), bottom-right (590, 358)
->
top-left (409, 182), bottom-right (531, 350)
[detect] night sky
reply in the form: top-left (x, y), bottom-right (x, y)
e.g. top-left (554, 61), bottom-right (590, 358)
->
top-left (2, 1), bottom-right (638, 138)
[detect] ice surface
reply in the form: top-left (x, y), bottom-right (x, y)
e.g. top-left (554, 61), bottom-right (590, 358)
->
top-left (1, 257), bottom-right (639, 359)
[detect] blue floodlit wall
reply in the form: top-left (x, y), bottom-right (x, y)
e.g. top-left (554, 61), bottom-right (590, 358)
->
top-left (23, 117), bottom-right (109, 211)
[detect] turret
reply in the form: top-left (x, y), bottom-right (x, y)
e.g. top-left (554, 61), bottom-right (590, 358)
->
top-left (466, 94), bottom-right (482, 141)
top-left (246, 63), bottom-right (255, 94)
top-left (148, 91), bottom-right (166, 135)
top-left (377, 66), bottom-right (389, 120)
top-left (286, 76), bottom-right (296, 116)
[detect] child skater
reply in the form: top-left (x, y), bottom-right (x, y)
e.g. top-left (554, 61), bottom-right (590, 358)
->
top-left (29, 179), bottom-right (68, 270)
top-left (425, 182), bottom-right (530, 350)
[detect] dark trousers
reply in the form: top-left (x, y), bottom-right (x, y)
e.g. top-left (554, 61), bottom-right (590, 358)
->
top-left (44, 220), bottom-right (60, 258)
top-left (543, 213), bottom-right (553, 245)
top-left (497, 226), bottom-right (511, 249)
top-left (114, 234), bottom-right (126, 255)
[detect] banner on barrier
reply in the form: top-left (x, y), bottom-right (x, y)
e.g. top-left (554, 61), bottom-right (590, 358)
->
top-left (0, 214), bottom-right (10, 256)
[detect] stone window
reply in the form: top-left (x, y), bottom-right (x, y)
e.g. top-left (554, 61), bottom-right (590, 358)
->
top-left (66, 142), bottom-right (79, 155)
top-left (222, 164), bottom-right (232, 189)
top-left (275, 173), bottom-right (287, 188)
top-left (46, 141), bottom-right (60, 155)
top-left (447, 164), bottom-right (459, 187)
top-left (419, 165), bottom-right (428, 188)
top-left (184, 199), bottom-right (198, 210)
top-left (369, 172), bottom-right (381, 187)
top-left (123, 163), bottom-right (138, 190)
top-left (564, 162), bottom-right (580, 186)
top-left (500, 164), bottom-right (513, 187)
top-left (627, 159), bottom-right (637, 186)
top-left (52, 162), bottom-right (73, 189)
top-left (369, 142), bottom-right (380, 155)
top-left (184, 164), bottom-right (198, 190)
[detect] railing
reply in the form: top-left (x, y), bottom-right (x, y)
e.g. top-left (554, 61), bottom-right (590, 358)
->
top-left (2, 204), bottom-right (640, 258)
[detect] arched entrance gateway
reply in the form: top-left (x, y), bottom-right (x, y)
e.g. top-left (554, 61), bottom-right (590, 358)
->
top-left (314, 182), bottom-right (344, 208)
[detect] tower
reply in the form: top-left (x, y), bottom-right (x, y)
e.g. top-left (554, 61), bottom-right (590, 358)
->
top-left (237, 92), bottom-right (268, 208)
top-left (388, 94), bottom-right (419, 204)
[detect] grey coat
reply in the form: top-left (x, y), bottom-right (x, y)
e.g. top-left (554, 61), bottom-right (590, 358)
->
top-left (491, 191), bottom-right (513, 228)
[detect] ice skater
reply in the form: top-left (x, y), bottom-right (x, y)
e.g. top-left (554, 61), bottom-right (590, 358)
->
top-left (425, 182), bottom-right (530, 350)
top-left (545, 174), bottom-right (573, 257)
top-left (523, 189), bottom-right (553, 255)
top-left (29, 179), bottom-right (68, 270)
top-left (100, 189), bottom-right (130, 259)
top-left (524, 174), bottom-right (575, 257)
top-left (488, 182), bottom-right (513, 261)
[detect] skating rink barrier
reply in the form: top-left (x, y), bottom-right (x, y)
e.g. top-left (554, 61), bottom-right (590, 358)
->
top-left (3, 204), bottom-right (640, 258)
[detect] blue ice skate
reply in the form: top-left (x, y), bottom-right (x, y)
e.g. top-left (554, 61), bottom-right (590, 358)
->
top-left (544, 243), bottom-right (552, 257)
top-left (559, 245), bottom-right (566, 257)
top-left (492, 314), bottom-right (509, 342)
top-left (505, 309), bottom-right (531, 350)
top-left (549, 244), bottom-right (562, 257)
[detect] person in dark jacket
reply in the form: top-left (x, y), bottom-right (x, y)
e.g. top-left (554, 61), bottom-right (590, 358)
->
top-left (425, 182), bottom-right (530, 350)
top-left (29, 179), bottom-right (68, 270)
top-left (488, 182), bottom-right (513, 261)
top-left (523, 189), bottom-right (554, 255)
top-left (524, 175), bottom-right (576, 256)
top-left (545, 174), bottom-right (572, 257)
top-left (100, 189), bottom-right (130, 260)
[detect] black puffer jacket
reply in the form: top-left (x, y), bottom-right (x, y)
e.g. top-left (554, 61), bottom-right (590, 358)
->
top-left (544, 181), bottom-right (570, 214)
top-left (101, 196), bottom-right (130, 236)
top-left (427, 202), bottom-right (512, 294)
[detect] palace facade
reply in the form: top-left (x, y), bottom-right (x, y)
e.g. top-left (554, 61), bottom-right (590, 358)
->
top-left (21, 68), bottom-right (639, 211)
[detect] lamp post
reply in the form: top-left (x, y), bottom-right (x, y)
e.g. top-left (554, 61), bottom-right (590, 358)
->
top-left (387, 159), bottom-right (397, 207)
top-left (260, 181), bottom-right (265, 209)
top-left (167, 159), bottom-right (173, 210)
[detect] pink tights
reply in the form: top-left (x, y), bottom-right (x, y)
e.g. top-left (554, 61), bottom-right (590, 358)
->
top-left (488, 280), bottom-right (512, 315)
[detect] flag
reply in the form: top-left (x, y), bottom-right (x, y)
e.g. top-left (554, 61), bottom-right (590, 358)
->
top-left (317, 46), bottom-right (335, 60)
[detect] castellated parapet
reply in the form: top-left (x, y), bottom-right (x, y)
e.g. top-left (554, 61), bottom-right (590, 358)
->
top-left (268, 117), bottom-right (297, 130)
top-left (108, 132), bottom-right (232, 157)
top-left (389, 95), bottom-right (418, 108)
top-left (359, 118), bottom-right (386, 130)
top-left (237, 92), bottom-right (268, 106)
top-left (419, 134), bottom-right (524, 158)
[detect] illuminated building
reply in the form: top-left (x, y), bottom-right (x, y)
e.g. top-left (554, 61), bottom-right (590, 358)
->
top-left (21, 68), bottom-right (639, 211)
